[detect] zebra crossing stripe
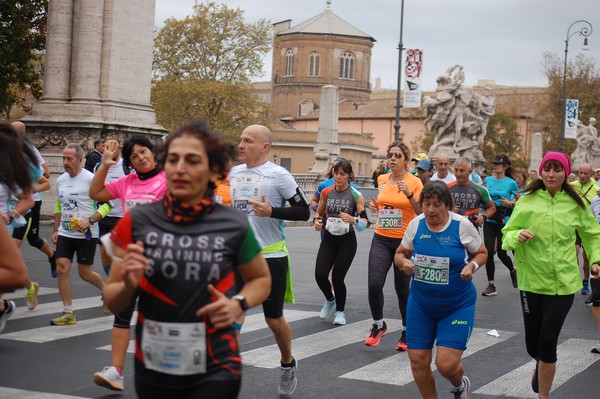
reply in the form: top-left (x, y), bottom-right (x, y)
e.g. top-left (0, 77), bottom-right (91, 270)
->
top-left (0, 387), bottom-right (89, 398)
top-left (10, 296), bottom-right (105, 321)
top-left (4, 286), bottom-right (59, 300)
top-left (1, 315), bottom-right (113, 343)
top-left (340, 327), bottom-right (517, 386)
top-left (95, 309), bottom-right (318, 353)
top-left (242, 317), bottom-right (403, 369)
top-left (475, 338), bottom-right (600, 398)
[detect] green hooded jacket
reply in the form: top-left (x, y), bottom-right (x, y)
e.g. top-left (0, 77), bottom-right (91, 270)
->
top-left (502, 188), bottom-right (600, 295)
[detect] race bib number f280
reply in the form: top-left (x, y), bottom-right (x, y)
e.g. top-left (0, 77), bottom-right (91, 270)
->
top-left (413, 254), bottom-right (450, 285)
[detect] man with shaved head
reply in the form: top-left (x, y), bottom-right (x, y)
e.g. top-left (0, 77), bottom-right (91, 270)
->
top-left (430, 153), bottom-right (456, 184)
top-left (230, 124), bottom-right (310, 397)
top-left (570, 163), bottom-right (600, 299)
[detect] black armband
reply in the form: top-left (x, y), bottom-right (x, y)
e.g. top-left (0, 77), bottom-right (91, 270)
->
top-left (270, 187), bottom-right (310, 221)
top-left (359, 210), bottom-right (368, 219)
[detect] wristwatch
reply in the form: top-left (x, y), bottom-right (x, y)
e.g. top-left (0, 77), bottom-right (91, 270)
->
top-left (88, 217), bottom-right (96, 225)
top-left (406, 192), bottom-right (414, 199)
top-left (232, 294), bottom-right (249, 312)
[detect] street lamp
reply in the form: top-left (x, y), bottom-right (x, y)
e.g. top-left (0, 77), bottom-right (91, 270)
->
top-left (393, 0), bottom-right (405, 142)
top-left (559, 20), bottom-right (593, 152)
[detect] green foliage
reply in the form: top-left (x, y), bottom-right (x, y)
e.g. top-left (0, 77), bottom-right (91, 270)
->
top-left (540, 53), bottom-right (600, 153)
top-left (482, 111), bottom-right (528, 171)
top-left (152, 1), bottom-right (274, 140)
top-left (0, 0), bottom-right (47, 119)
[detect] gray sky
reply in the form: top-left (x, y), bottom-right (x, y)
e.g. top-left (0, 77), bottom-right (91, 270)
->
top-left (155, 0), bottom-right (599, 91)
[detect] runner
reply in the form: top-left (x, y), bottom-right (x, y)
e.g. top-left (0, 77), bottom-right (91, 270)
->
top-left (395, 181), bottom-right (487, 399)
top-left (502, 151), bottom-right (600, 399)
top-left (366, 141), bottom-right (422, 350)
top-left (89, 135), bottom-right (167, 391)
top-left (51, 143), bottom-right (108, 325)
top-left (313, 159), bottom-right (368, 325)
top-left (230, 124), bottom-right (310, 397)
top-left (102, 121), bottom-right (270, 399)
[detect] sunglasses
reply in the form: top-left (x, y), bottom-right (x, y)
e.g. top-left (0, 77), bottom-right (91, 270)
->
top-left (387, 152), bottom-right (403, 159)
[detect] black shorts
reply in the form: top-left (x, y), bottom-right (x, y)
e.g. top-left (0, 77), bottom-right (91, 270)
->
top-left (262, 256), bottom-right (288, 319)
top-left (55, 235), bottom-right (98, 265)
top-left (98, 216), bottom-right (121, 239)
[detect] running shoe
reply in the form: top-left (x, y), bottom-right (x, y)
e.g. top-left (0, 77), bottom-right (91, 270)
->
top-left (25, 282), bottom-right (40, 310)
top-left (94, 366), bottom-right (124, 391)
top-left (333, 311), bottom-right (346, 325)
top-left (0, 300), bottom-right (15, 333)
top-left (396, 329), bottom-right (408, 351)
top-left (51, 311), bottom-right (77, 325)
top-left (531, 362), bottom-right (539, 393)
top-left (582, 280), bottom-right (590, 295)
top-left (591, 345), bottom-right (600, 354)
top-left (102, 296), bottom-right (111, 315)
top-left (319, 299), bottom-right (336, 320)
top-left (481, 284), bottom-right (497, 296)
top-left (510, 269), bottom-right (518, 288)
top-left (364, 321), bottom-right (388, 347)
top-left (278, 358), bottom-right (297, 397)
top-left (585, 293), bottom-right (593, 305)
top-left (49, 254), bottom-right (57, 278)
top-left (451, 376), bottom-right (470, 399)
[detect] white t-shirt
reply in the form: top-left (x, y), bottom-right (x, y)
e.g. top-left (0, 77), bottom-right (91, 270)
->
top-left (56, 169), bottom-right (99, 239)
top-left (431, 172), bottom-right (457, 184)
top-left (230, 161), bottom-right (299, 258)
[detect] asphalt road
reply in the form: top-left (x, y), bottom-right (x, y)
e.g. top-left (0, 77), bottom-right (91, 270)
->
top-left (1, 224), bottom-right (599, 399)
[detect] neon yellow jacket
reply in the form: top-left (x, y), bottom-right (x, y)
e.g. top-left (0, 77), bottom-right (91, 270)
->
top-left (502, 189), bottom-right (600, 295)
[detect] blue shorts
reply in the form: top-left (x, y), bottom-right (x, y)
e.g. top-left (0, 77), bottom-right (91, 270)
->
top-left (406, 294), bottom-right (475, 351)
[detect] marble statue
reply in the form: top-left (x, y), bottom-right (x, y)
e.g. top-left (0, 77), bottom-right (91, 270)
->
top-left (424, 65), bottom-right (496, 164)
top-left (571, 117), bottom-right (600, 170)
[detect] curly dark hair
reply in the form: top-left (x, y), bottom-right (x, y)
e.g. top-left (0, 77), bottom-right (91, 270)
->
top-left (160, 120), bottom-right (230, 185)
top-left (0, 124), bottom-right (36, 192)
top-left (122, 134), bottom-right (156, 170)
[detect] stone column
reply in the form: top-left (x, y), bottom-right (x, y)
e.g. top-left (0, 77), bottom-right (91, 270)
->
top-left (70, 0), bottom-right (104, 102)
top-left (309, 85), bottom-right (341, 175)
top-left (529, 132), bottom-right (543, 174)
top-left (42, 0), bottom-right (73, 102)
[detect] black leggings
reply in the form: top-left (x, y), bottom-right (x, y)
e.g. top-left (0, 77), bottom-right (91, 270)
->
top-left (520, 291), bottom-right (574, 363)
top-left (367, 233), bottom-right (410, 326)
top-left (135, 378), bottom-right (240, 399)
top-left (483, 222), bottom-right (514, 281)
top-left (314, 230), bottom-right (357, 312)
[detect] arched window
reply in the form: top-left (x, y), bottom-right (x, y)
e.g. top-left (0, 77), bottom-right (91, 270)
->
top-left (339, 51), bottom-right (355, 79)
top-left (284, 49), bottom-right (294, 76)
top-left (308, 52), bottom-right (320, 76)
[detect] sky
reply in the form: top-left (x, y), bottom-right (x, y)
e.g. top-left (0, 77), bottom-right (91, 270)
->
top-left (154, 0), bottom-right (600, 91)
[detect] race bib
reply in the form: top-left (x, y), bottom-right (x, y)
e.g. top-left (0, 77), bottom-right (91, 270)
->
top-left (142, 320), bottom-right (207, 376)
top-left (377, 209), bottom-right (403, 229)
top-left (413, 254), bottom-right (450, 285)
top-left (232, 175), bottom-right (263, 215)
top-left (325, 217), bottom-right (350, 236)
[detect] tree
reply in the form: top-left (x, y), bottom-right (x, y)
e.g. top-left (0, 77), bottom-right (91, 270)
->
top-left (152, 1), bottom-right (274, 140)
top-left (0, 0), bottom-right (47, 119)
top-left (482, 111), bottom-right (528, 171)
top-left (541, 52), bottom-right (600, 153)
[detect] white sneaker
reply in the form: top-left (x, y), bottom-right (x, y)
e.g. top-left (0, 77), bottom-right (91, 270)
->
top-left (319, 299), bottom-right (336, 320)
top-left (94, 366), bottom-right (124, 391)
top-left (278, 358), bottom-right (297, 397)
top-left (0, 300), bottom-right (15, 333)
top-left (333, 311), bottom-right (347, 325)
